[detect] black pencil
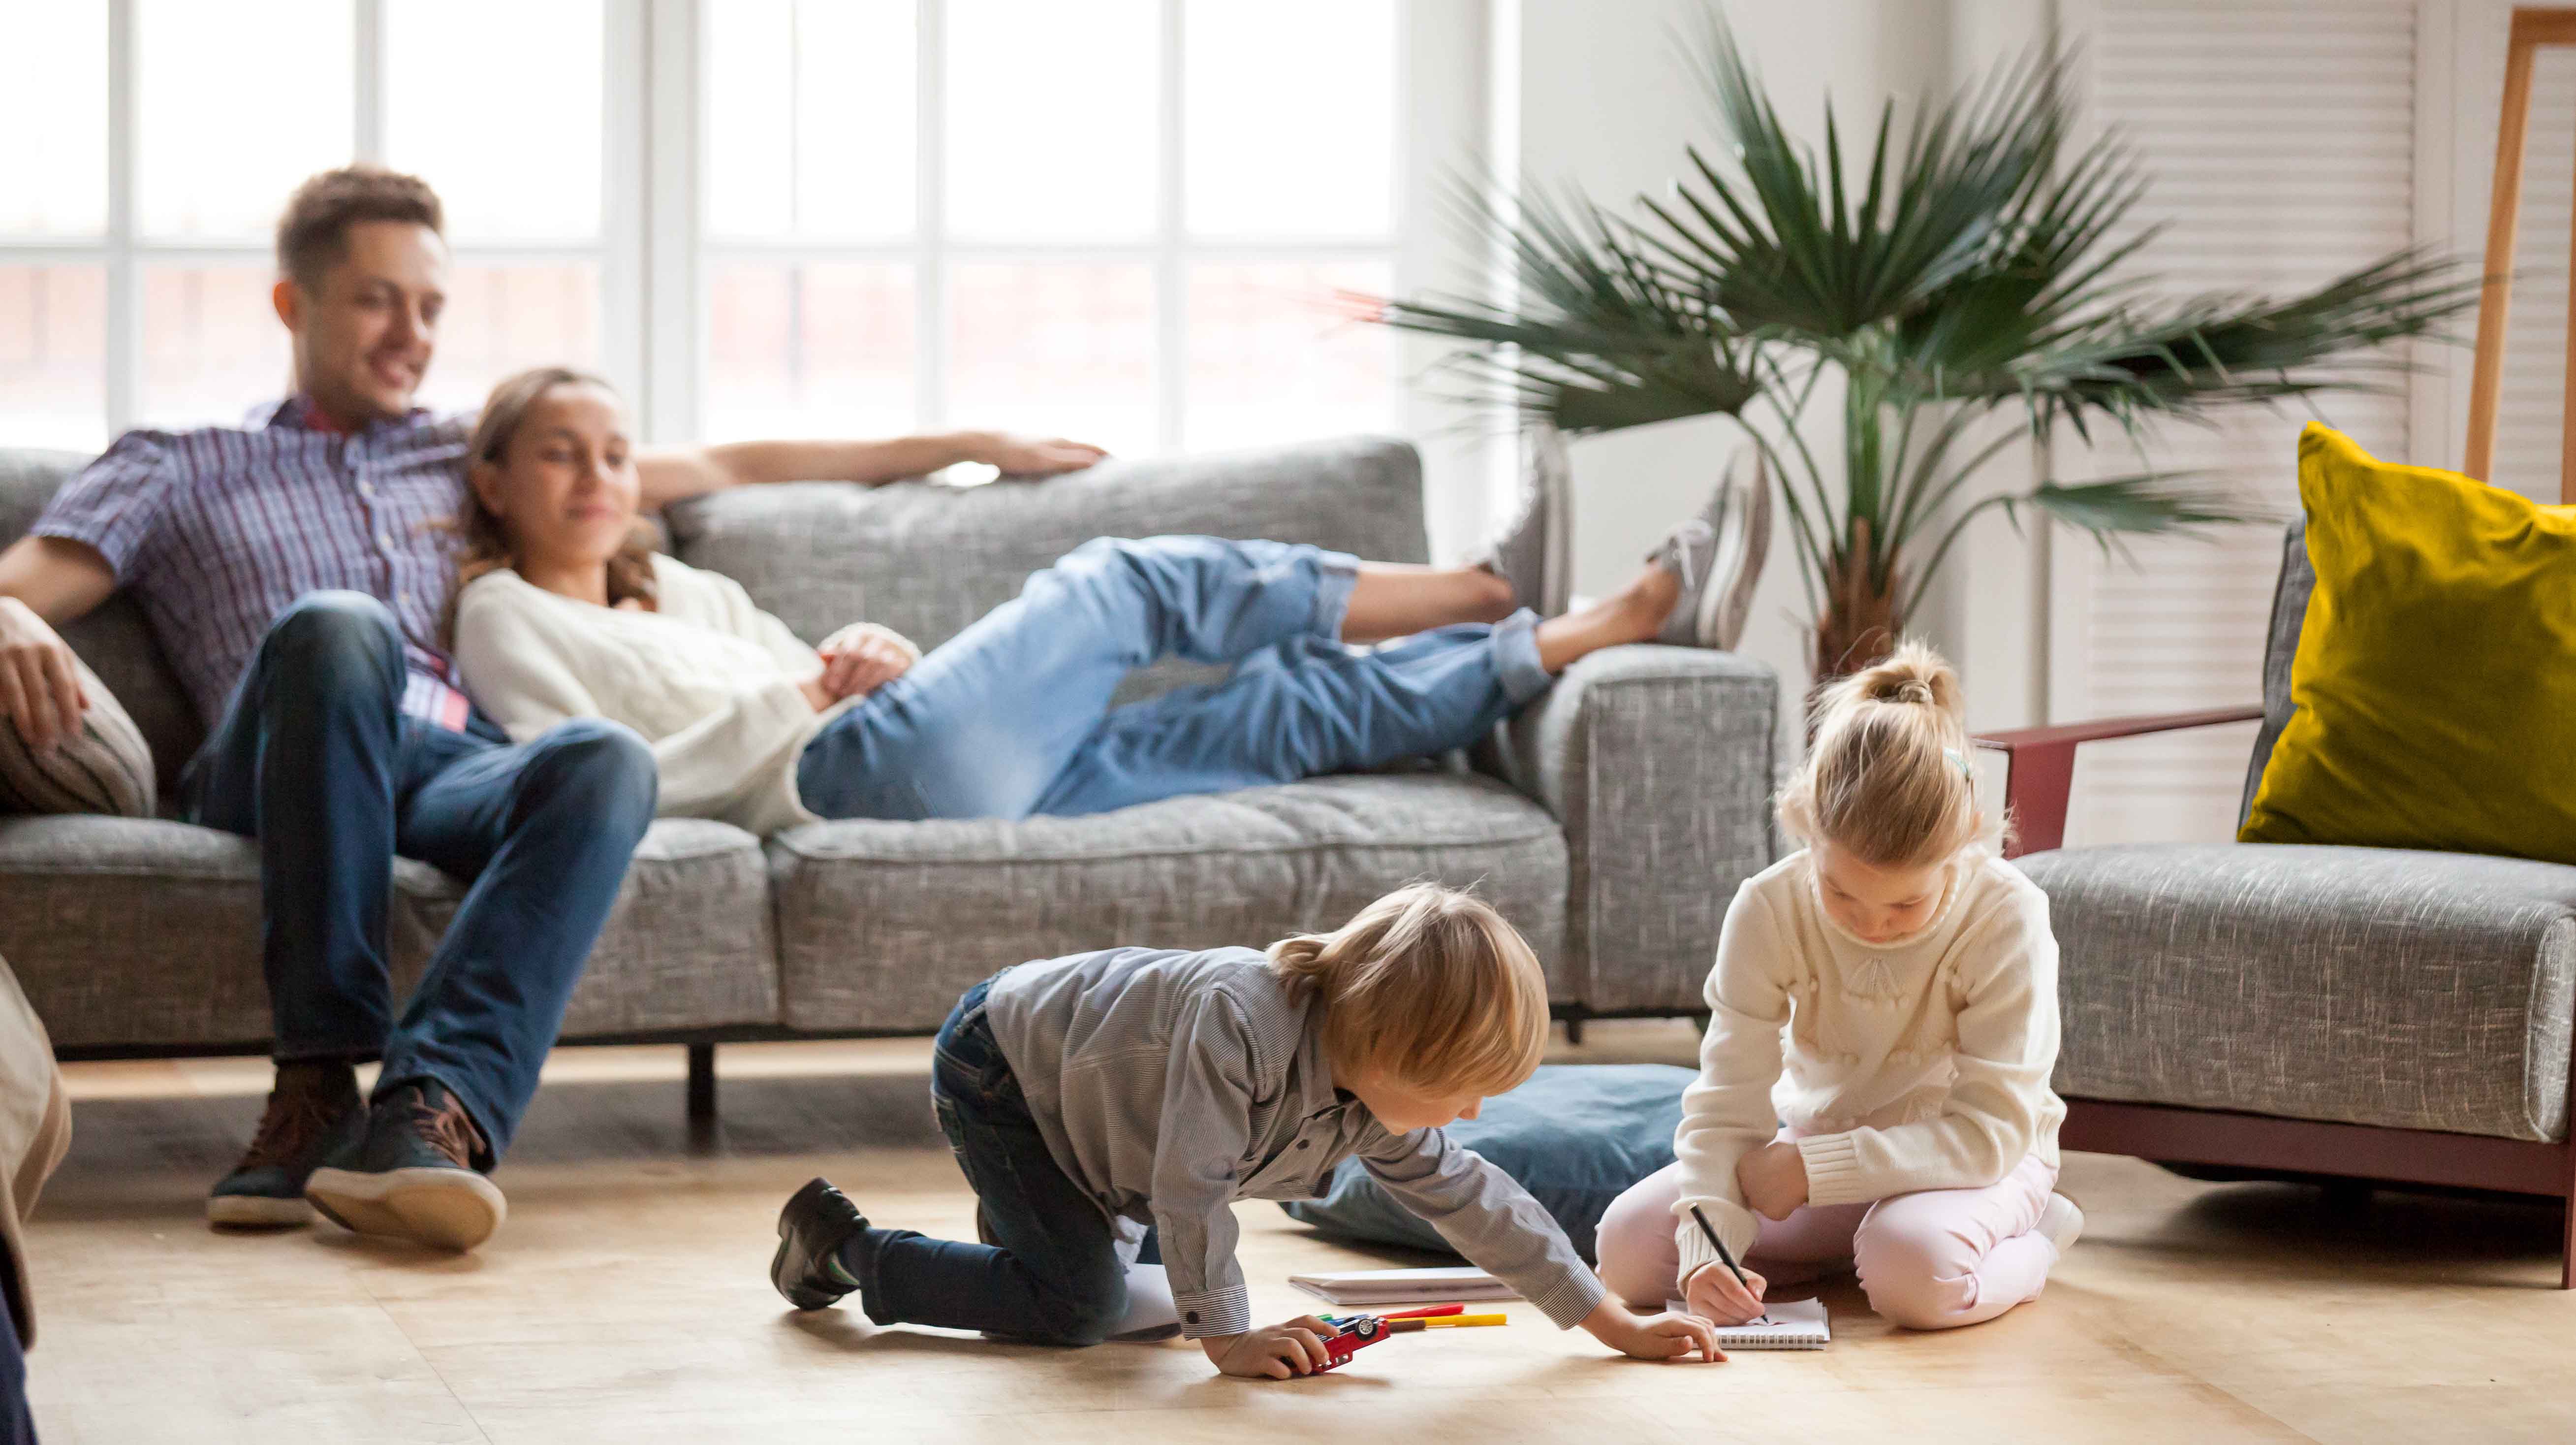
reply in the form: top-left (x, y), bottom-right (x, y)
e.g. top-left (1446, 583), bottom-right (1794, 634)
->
top-left (1688, 1203), bottom-right (1755, 1294)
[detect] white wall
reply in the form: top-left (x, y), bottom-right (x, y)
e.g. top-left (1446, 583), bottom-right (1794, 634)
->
top-left (1500, 0), bottom-right (2052, 741)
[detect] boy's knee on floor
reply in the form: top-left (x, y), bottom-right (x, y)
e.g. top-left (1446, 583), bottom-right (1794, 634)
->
top-left (1029, 1282), bottom-right (1130, 1347)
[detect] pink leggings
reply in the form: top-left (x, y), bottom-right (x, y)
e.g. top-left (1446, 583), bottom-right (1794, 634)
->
top-left (1595, 1144), bottom-right (2061, 1331)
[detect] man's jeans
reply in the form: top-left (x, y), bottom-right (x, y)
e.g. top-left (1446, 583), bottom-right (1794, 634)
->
top-left (795, 536), bottom-right (1552, 821)
top-left (847, 980), bottom-right (1140, 1346)
top-left (179, 592), bottom-right (657, 1156)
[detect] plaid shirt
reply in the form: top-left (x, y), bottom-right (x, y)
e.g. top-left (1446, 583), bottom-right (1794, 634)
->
top-left (33, 398), bottom-right (476, 731)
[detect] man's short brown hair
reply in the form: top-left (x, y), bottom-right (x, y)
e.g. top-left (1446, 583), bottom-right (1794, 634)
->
top-left (275, 165), bottom-right (444, 291)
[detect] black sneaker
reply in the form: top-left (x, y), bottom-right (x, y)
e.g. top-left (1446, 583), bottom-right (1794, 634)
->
top-left (772, 1176), bottom-right (872, 1311)
top-left (304, 1079), bottom-right (506, 1252)
top-left (208, 1060), bottom-right (363, 1229)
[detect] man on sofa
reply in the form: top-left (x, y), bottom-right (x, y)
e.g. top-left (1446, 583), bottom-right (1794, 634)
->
top-left (0, 165), bottom-right (1105, 1251)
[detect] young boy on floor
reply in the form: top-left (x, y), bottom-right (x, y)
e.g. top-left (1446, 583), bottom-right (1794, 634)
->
top-left (770, 883), bottom-right (1722, 1378)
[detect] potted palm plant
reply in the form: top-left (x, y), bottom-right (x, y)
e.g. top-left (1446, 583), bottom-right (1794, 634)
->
top-left (1365, 15), bottom-right (2477, 682)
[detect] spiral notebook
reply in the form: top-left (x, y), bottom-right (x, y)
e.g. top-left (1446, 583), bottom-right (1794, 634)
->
top-left (1665, 1296), bottom-right (1831, 1350)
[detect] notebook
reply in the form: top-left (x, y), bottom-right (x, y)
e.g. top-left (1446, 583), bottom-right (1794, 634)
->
top-left (1665, 1296), bottom-right (1831, 1350)
top-left (1288, 1266), bottom-right (1520, 1307)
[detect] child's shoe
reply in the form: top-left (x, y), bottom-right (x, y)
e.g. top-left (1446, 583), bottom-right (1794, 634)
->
top-left (2038, 1191), bottom-right (2085, 1257)
top-left (772, 1176), bottom-right (873, 1310)
top-left (1648, 451), bottom-right (1770, 651)
top-left (1472, 425), bottom-right (1574, 618)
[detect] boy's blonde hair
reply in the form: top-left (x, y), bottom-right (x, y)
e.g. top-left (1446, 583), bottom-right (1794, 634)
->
top-left (1267, 883), bottom-right (1548, 1098)
top-left (1777, 640), bottom-right (1988, 869)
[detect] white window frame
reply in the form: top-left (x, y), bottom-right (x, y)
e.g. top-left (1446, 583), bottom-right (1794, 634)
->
top-left (653, 0), bottom-right (1491, 509)
top-left (0, 0), bottom-right (644, 440)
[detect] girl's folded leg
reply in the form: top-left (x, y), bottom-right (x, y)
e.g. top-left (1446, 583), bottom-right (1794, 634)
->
top-left (1029, 611), bottom-right (1552, 816)
top-left (1851, 1152), bottom-right (2060, 1331)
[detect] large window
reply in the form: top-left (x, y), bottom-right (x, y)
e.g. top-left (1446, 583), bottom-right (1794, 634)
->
top-left (698, 0), bottom-right (1400, 456)
top-left (0, 0), bottom-right (1425, 469)
top-left (0, 0), bottom-right (614, 449)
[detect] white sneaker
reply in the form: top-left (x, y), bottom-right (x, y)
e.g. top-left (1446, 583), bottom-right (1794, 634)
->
top-left (2038, 1191), bottom-right (2085, 1257)
top-left (1472, 424), bottom-right (1575, 618)
top-left (1647, 450), bottom-right (1771, 650)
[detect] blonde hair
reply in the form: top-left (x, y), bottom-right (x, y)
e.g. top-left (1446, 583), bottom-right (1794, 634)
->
top-left (440, 366), bottom-right (660, 646)
top-left (1777, 640), bottom-right (1988, 869)
top-left (1267, 883), bottom-right (1548, 1098)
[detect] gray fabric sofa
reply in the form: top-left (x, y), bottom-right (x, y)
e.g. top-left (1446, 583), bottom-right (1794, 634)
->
top-left (0, 437), bottom-right (1778, 1100)
top-left (1981, 520), bottom-right (2576, 1283)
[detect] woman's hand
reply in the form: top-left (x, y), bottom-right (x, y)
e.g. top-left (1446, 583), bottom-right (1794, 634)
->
top-left (1736, 1140), bottom-right (1811, 1220)
top-left (1578, 1298), bottom-right (1723, 1362)
top-left (1202, 1316), bottom-right (1338, 1379)
top-left (1680, 1261), bottom-right (1770, 1328)
top-left (815, 623), bottom-right (919, 702)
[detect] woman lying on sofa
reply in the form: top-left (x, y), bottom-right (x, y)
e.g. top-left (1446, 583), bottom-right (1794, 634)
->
top-left (444, 367), bottom-right (1738, 834)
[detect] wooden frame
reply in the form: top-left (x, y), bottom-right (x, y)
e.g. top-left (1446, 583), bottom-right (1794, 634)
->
top-left (1976, 711), bottom-right (2576, 1288)
top-left (2464, 6), bottom-right (2576, 499)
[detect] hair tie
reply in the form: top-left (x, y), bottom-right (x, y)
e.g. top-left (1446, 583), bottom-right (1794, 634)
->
top-left (1944, 746), bottom-right (1974, 782)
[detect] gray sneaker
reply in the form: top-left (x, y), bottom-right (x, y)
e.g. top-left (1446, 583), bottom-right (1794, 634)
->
top-left (1647, 450), bottom-right (1771, 650)
top-left (1473, 424), bottom-right (1574, 617)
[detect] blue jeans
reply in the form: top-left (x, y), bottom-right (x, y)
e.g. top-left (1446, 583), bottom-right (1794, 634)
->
top-left (794, 536), bottom-right (1551, 821)
top-left (1, 1281), bottom-right (30, 1445)
top-left (179, 593), bottom-right (658, 1157)
top-left (842, 980), bottom-right (1138, 1345)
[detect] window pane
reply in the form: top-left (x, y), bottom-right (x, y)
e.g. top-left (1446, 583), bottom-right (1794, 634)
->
top-left (138, 0), bottom-right (354, 240)
top-left (0, 1), bottom-right (107, 236)
top-left (139, 266), bottom-right (293, 429)
top-left (945, 0), bottom-right (1157, 241)
top-left (0, 267), bottom-right (108, 450)
top-left (385, 0), bottom-right (603, 241)
top-left (708, 0), bottom-right (916, 240)
top-left (949, 263), bottom-right (1154, 455)
top-left (1185, 262), bottom-right (1396, 451)
top-left (413, 263), bottom-right (602, 417)
top-left (706, 262), bottom-right (916, 440)
top-left (1185, 1), bottom-right (1394, 239)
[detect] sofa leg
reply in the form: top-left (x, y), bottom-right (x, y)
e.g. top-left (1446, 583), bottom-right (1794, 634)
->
top-left (687, 1043), bottom-right (718, 1127)
top-left (1563, 1017), bottom-right (1585, 1046)
top-left (2562, 1198), bottom-right (2574, 1290)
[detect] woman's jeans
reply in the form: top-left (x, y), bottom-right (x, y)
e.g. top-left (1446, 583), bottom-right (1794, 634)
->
top-left (794, 536), bottom-right (1551, 821)
top-left (843, 981), bottom-right (1146, 1346)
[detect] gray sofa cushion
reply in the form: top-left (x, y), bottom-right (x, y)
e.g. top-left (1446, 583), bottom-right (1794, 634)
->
top-left (392, 818), bottom-right (779, 1037)
top-left (0, 816), bottom-right (270, 1047)
top-left (0, 449), bottom-right (204, 790)
top-left (663, 437), bottom-right (1429, 706)
top-left (769, 772), bottom-right (1569, 1032)
top-left (2018, 841), bottom-right (2576, 1143)
top-left (0, 815), bottom-right (775, 1049)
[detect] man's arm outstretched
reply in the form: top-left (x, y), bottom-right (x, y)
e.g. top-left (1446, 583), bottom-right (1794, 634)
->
top-left (637, 430), bottom-right (1107, 510)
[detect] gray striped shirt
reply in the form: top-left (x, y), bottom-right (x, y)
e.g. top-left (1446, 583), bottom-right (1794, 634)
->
top-left (982, 945), bottom-right (1605, 1340)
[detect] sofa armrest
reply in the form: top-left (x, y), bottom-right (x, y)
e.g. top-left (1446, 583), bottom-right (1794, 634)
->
top-left (1474, 644), bottom-right (1778, 1013)
top-left (1974, 706), bottom-right (2262, 858)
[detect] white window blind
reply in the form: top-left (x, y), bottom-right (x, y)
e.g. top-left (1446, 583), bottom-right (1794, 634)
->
top-left (2051, 0), bottom-right (2425, 847)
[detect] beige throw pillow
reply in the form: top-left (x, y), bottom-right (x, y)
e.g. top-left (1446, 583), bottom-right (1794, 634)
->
top-left (0, 654), bottom-right (157, 817)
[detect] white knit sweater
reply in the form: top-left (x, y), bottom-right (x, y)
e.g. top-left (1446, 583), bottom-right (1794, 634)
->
top-left (1669, 847), bottom-right (2065, 1287)
top-left (451, 555), bottom-right (860, 835)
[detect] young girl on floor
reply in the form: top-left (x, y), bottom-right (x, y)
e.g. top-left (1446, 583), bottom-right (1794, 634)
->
top-left (769, 884), bottom-right (1722, 1377)
top-left (1596, 643), bottom-right (2079, 1331)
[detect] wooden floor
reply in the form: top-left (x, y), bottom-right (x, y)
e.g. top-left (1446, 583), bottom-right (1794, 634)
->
top-left (21, 1020), bottom-right (2576, 1444)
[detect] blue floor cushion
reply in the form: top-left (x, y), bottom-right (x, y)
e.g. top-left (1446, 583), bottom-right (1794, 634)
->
top-left (1281, 1063), bottom-right (1694, 1263)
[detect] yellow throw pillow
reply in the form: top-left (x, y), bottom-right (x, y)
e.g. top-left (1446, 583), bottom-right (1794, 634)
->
top-left (2241, 423), bottom-right (2576, 862)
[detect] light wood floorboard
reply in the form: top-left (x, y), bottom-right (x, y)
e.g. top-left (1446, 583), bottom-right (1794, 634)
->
top-left (22, 1022), bottom-right (2576, 1443)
